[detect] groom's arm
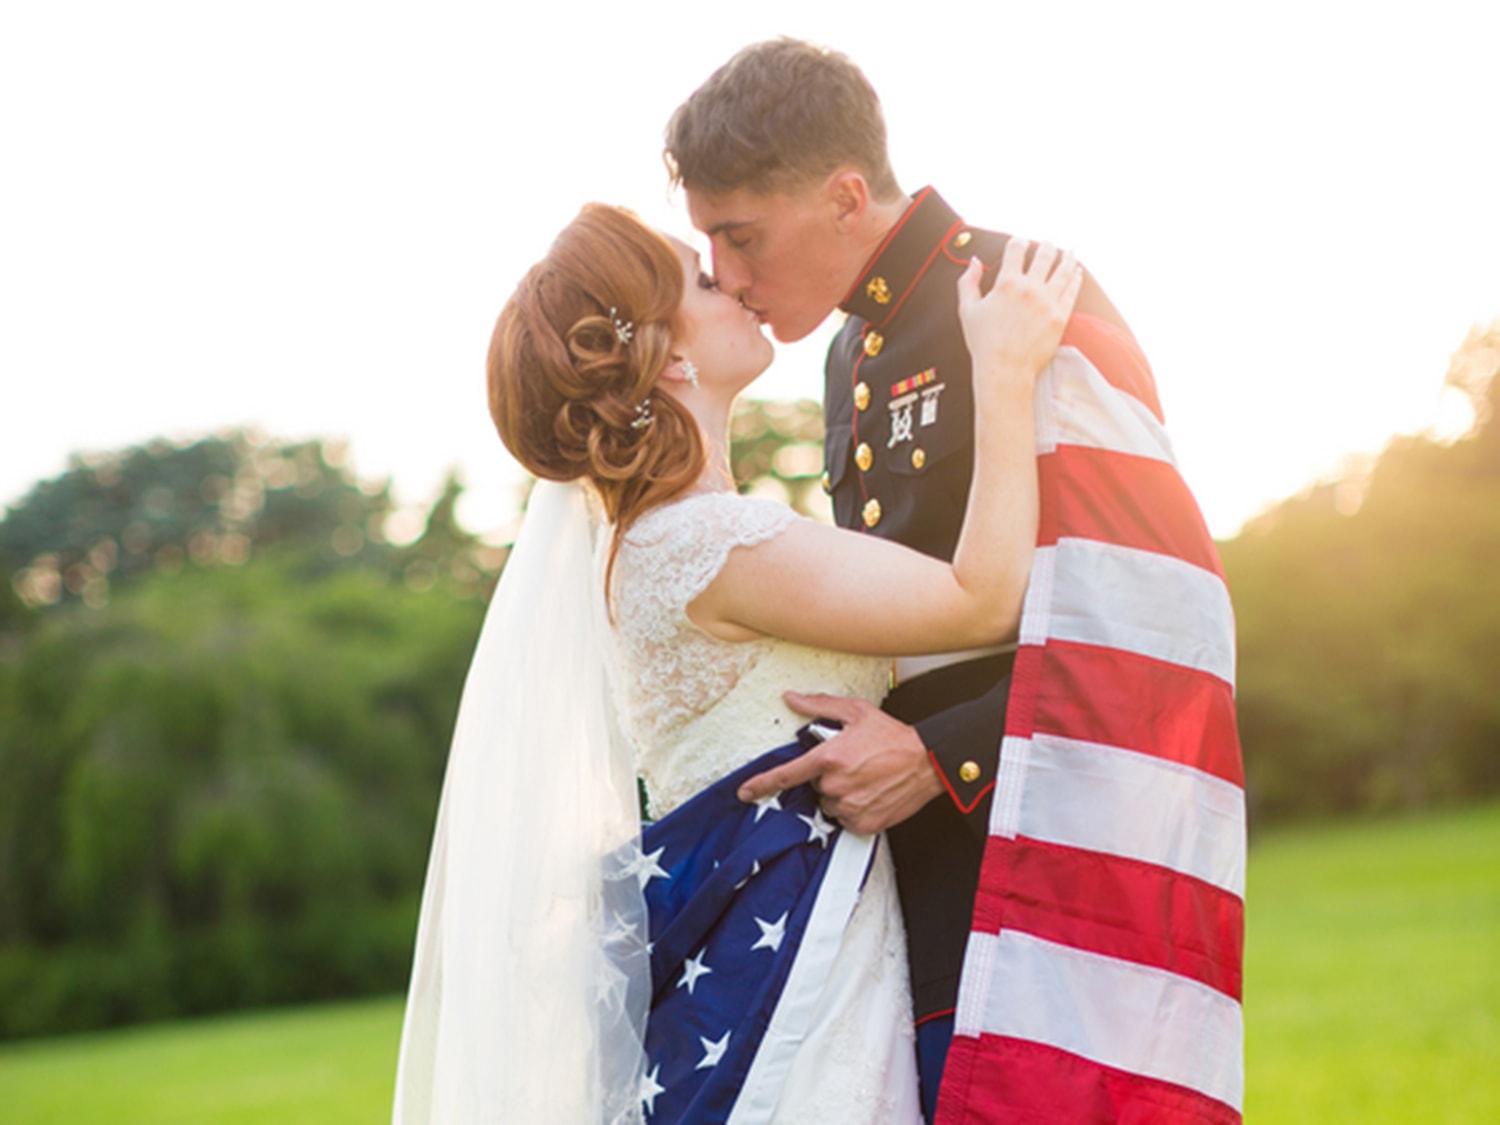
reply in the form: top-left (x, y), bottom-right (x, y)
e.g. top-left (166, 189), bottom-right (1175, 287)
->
top-left (910, 675), bottom-right (1009, 831)
top-left (734, 685), bottom-right (1004, 836)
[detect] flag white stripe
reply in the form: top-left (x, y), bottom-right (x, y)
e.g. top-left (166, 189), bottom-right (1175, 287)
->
top-left (728, 830), bottom-right (875, 1124)
top-left (1049, 539), bottom-right (1237, 684)
top-left (1040, 347), bottom-right (1178, 463)
top-left (1016, 543), bottom-right (1056, 650)
top-left (964, 931), bottom-right (1244, 1112)
top-left (1018, 735), bottom-right (1247, 896)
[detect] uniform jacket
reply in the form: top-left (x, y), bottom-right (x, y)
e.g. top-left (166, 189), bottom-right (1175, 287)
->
top-left (823, 186), bottom-right (1129, 1021)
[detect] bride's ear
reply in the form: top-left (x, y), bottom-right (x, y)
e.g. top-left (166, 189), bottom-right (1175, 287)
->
top-left (660, 355), bottom-right (701, 390)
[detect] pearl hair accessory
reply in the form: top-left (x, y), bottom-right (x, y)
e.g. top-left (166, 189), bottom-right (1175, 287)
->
top-left (630, 399), bottom-right (654, 430)
top-left (609, 307), bottom-right (634, 345)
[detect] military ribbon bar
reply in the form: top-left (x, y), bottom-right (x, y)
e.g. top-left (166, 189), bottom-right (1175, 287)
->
top-left (890, 368), bottom-right (937, 398)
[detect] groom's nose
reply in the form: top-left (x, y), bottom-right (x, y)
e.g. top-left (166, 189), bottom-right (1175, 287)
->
top-left (710, 244), bottom-right (752, 301)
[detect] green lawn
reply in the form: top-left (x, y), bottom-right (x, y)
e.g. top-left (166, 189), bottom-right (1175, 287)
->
top-left (1244, 802), bottom-right (1499, 1123)
top-left (1, 804), bottom-right (1496, 1123)
top-left (0, 996), bottom-right (403, 1124)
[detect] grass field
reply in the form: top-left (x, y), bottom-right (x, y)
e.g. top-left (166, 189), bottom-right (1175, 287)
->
top-left (1, 803), bottom-right (1495, 1123)
top-left (1243, 802), bottom-right (1498, 1123)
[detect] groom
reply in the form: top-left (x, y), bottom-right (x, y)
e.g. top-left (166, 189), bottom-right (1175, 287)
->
top-left (666, 38), bottom-right (1245, 1125)
top-left (664, 38), bottom-right (1132, 1120)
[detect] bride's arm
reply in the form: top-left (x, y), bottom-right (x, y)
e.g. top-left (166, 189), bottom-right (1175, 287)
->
top-left (690, 239), bottom-right (1081, 657)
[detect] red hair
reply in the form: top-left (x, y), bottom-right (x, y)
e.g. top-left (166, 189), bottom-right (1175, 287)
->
top-left (488, 204), bottom-right (706, 582)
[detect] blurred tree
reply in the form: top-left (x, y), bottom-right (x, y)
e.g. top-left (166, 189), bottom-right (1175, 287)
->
top-left (0, 556), bottom-right (482, 1034)
top-left (1224, 319), bottom-right (1500, 821)
top-left (2, 432), bottom-right (395, 610)
top-left (0, 431), bottom-right (509, 1037)
top-left (392, 469), bottom-right (506, 599)
top-left (730, 398), bottom-right (829, 518)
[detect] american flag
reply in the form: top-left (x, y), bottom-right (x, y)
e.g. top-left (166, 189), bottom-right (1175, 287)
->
top-left (936, 314), bottom-right (1247, 1123)
top-left (638, 735), bottom-right (878, 1122)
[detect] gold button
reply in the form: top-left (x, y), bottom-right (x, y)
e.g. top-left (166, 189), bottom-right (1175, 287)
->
top-left (863, 331), bottom-right (884, 358)
top-left (866, 276), bottom-right (892, 304)
top-left (821, 470), bottom-right (832, 493)
top-left (855, 442), bottom-right (873, 472)
top-left (911, 447), bottom-right (926, 470)
top-left (854, 381), bottom-right (871, 411)
top-left (862, 498), bottom-right (882, 528)
top-left (953, 231), bottom-right (972, 249)
top-left (959, 760), bottom-right (981, 783)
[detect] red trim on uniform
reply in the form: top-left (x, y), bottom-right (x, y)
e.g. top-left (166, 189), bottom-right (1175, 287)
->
top-left (1031, 639), bottom-right (1244, 787)
top-left (880, 218), bottom-right (966, 328)
top-left (968, 836), bottom-right (1244, 999)
top-left (915, 1006), bottom-right (956, 1028)
top-left (1062, 313), bottom-right (1164, 422)
top-left (936, 1035), bottom-right (1241, 1125)
top-left (928, 748), bottom-right (994, 816)
top-left (840, 186), bottom-right (934, 308)
top-left (1038, 445), bottom-right (1226, 577)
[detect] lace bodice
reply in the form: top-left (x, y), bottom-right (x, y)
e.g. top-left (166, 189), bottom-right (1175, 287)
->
top-left (609, 492), bottom-right (891, 817)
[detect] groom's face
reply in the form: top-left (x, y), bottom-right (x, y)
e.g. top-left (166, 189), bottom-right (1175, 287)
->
top-left (686, 181), bottom-right (853, 345)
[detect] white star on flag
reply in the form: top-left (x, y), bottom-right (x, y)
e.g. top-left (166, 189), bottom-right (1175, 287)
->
top-left (640, 1063), bottom-right (665, 1114)
top-left (595, 963), bottom-right (628, 1011)
top-left (696, 1030), bottom-right (731, 1070)
top-left (734, 859), bottom-right (762, 890)
top-left (623, 845), bottom-right (670, 890)
top-left (678, 948), bottom-right (713, 995)
top-left (603, 916), bottom-right (641, 947)
top-left (751, 910), bottom-right (789, 953)
top-left (753, 793), bottom-right (782, 822)
top-left (797, 808), bottom-right (836, 848)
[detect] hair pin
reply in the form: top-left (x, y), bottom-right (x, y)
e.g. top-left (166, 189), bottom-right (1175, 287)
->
top-left (630, 398), bottom-right (654, 430)
top-left (609, 307), bottom-right (634, 345)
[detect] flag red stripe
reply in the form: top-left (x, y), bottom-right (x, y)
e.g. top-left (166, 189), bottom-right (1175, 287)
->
top-left (1039, 445), bottom-right (1225, 579)
top-left (1031, 639), bottom-right (1244, 787)
top-left (1061, 314), bottom-right (1163, 422)
top-left (938, 1035), bottom-right (1241, 1124)
top-left (940, 292), bottom-right (1243, 1122)
top-left (969, 836), bottom-right (1244, 999)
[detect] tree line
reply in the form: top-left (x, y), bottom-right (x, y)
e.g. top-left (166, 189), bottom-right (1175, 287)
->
top-left (0, 331), bottom-right (1496, 1038)
top-left (1222, 322), bottom-right (1500, 822)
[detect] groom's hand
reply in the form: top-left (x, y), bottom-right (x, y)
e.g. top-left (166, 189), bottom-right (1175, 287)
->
top-left (736, 691), bottom-right (944, 835)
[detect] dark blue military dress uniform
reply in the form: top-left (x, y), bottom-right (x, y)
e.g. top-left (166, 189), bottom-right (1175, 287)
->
top-left (824, 183), bottom-right (1143, 1120)
top-left (824, 187), bottom-right (1130, 1116)
top-left (824, 187), bottom-right (1016, 1035)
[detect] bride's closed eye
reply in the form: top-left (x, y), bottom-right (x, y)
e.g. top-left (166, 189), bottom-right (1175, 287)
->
top-left (697, 272), bottom-right (720, 292)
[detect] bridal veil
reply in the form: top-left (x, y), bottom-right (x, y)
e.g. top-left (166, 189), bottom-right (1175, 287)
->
top-left (393, 479), bottom-right (649, 1124)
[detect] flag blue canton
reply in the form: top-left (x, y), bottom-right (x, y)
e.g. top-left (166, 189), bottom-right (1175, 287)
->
top-left (638, 732), bottom-right (871, 1122)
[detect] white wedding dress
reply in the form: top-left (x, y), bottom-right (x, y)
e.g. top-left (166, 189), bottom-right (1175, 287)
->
top-left (610, 490), bottom-right (923, 1124)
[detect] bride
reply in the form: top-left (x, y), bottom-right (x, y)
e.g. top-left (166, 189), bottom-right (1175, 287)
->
top-left (392, 203), bottom-right (1080, 1123)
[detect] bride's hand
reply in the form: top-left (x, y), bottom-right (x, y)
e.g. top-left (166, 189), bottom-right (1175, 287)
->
top-left (956, 238), bottom-right (1083, 383)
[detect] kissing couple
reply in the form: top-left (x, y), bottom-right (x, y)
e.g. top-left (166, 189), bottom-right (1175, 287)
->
top-left (395, 38), bottom-right (1246, 1125)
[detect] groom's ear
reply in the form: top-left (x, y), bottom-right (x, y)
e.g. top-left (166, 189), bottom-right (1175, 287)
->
top-left (825, 168), bottom-right (871, 234)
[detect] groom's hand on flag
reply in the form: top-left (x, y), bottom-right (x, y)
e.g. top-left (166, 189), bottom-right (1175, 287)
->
top-left (735, 691), bottom-right (944, 835)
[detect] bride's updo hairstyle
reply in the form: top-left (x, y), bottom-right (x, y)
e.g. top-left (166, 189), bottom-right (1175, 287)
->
top-left (488, 204), bottom-right (706, 550)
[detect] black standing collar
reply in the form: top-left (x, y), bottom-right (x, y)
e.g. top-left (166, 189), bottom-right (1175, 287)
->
top-left (839, 187), bottom-right (967, 328)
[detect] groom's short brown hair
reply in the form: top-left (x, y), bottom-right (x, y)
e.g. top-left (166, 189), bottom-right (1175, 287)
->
top-left (664, 38), bottom-right (901, 200)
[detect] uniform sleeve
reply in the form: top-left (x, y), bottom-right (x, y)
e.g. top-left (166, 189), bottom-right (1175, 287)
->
top-left (914, 675), bottom-right (1009, 834)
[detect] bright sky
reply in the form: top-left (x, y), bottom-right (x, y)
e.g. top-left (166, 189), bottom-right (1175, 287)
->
top-left (3, 1), bottom-right (1496, 540)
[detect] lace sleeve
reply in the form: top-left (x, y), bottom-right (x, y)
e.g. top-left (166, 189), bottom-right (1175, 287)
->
top-left (614, 492), bottom-right (798, 638)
